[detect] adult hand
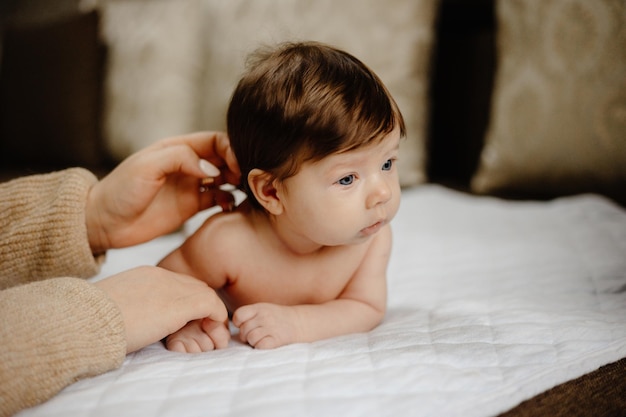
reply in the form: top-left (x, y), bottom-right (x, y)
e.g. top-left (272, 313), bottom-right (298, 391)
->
top-left (94, 266), bottom-right (229, 354)
top-left (86, 132), bottom-right (241, 254)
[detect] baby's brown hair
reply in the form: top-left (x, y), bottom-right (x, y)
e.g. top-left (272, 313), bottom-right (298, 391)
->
top-left (227, 41), bottom-right (405, 209)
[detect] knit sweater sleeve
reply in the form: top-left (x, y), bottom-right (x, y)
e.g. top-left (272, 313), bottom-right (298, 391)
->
top-left (0, 169), bottom-right (126, 416)
top-left (0, 168), bottom-right (104, 289)
top-left (0, 278), bottom-right (126, 416)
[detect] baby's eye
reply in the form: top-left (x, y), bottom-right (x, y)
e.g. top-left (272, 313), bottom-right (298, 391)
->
top-left (337, 175), bottom-right (355, 186)
top-left (382, 159), bottom-right (393, 171)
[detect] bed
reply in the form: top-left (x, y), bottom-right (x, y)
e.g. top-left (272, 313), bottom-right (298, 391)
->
top-left (16, 184), bottom-right (626, 417)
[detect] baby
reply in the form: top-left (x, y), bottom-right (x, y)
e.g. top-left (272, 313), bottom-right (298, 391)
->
top-left (159, 41), bottom-right (405, 352)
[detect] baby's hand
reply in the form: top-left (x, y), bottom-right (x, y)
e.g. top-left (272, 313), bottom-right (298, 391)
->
top-left (232, 303), bottom-right (299, 349)
top-left (166, 318), bottom-right (230, 353)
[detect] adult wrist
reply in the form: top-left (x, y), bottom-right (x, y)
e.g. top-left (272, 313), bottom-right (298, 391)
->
top-left (85, 183), bottom-right (109, 256)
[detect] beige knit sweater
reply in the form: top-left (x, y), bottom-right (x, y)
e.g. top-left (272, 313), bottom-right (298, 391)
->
top-left (0, 168), bottom-right (126, 417)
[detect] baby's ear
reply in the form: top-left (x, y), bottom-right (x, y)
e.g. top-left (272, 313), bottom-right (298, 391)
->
top-left (248, 169), bottom-right (283, 215)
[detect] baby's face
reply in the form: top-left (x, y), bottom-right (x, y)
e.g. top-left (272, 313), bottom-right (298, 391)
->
top-left (276, 127), bottom-right (401, 247)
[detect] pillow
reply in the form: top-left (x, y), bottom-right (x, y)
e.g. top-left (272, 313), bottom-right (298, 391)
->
top-left (470, 0), bottom-right (626, 203)
top-left (92, 0), bottom-right (440, 187)
top-left (93, 0), bottom-right (204, 160)
top-left (198, 0), bottom-right (439, 187)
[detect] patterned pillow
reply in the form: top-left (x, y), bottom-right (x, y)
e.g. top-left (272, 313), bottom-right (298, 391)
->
top-left (471, 0), bottom-right (626, 203)
top-left (94, 0), bottom-right (440, 187)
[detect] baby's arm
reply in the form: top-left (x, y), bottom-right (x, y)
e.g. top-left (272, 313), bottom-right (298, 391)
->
top-left (158, 218), bottom-right (234, 352)
top-left (233, 226), bottom-right (391, 349)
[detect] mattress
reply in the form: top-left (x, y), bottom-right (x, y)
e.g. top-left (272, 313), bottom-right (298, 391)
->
top-left (18, 184), bottom-right (626, 417)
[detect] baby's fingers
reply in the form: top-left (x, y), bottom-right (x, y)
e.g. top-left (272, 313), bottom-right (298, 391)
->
top-left (170, 338), bottom-right (205, 353)
top-left (251, 335), bottom-right (278, 350)
top-left (231, 305), bottom-right (255, 328)
top-left (166, 333), bottom-right (211, 353)
top-left (232, 308), bottom-right (260, 345)
top-left (201, 318), bottom-right (231, 349)
top-left (238, 323), bottom-right (275, 348)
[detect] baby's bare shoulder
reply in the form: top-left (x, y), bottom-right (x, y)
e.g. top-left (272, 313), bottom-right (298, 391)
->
top-left (194, 207), bottom-right (256, 247)
top-left (177, 207), bottom-right (259, 279)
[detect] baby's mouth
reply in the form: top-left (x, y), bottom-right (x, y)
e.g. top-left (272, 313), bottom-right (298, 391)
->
top-left (361, 220), bottom-right (385, 237)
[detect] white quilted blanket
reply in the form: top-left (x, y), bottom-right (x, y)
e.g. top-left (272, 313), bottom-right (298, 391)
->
top-left (18, 185), bottom-right (626, 417)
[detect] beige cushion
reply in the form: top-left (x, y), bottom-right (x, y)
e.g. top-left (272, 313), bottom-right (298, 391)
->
top-left (471, 0), bottom-right (626, 202)
top-left (92, 0), bottom-right (204, 159)
top-left (91, 0), bottom-right (439, 187)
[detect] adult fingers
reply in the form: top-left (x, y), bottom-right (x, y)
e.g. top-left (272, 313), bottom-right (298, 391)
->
top-left (137, 143), bottom-right (213, 181)
top-left (183, 284), bottom-right (229, 324)
top-left (197, 187), bottom-right (236, 212)
top-left (152, 132), bottom-right (241, 183)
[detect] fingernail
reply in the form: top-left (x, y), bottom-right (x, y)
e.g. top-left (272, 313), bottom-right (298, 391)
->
top-left (199, 159), bottom-right (220, 177)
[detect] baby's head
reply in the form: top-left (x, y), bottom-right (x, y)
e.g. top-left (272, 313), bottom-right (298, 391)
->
top-left (227, 41), bottom-right (405, 210)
